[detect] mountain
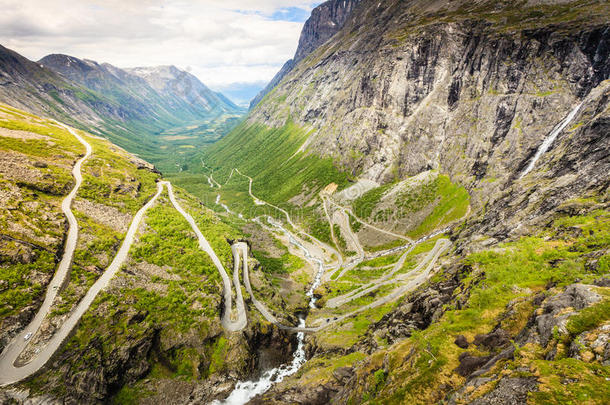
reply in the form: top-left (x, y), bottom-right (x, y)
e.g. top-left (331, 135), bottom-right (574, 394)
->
top-left (194, 0), bottom-right (610, 402)
top-left (125, 65), bottom-right (241, 114)
top-left (212, 0), bottom-right (610, 233)
top-left (0, 47), bottom-right (244, 172)
top-left (214, 81), bottom-right (268, 108)
top-left (1, 0), bottom-right (609, 404)
top-left (0, 44), bottom-right (131, 131)
top-left (249, 0), bottom-right (362, 109)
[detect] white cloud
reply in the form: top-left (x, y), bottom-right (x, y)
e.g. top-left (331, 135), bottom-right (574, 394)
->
top-left (0, 0), bottom-right (320, 87)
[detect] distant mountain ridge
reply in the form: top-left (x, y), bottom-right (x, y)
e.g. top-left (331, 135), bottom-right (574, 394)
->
top-left (40, 54), bottom-right (241, 121)
top-left (0, 45), bottom-right (244, 169)
top-left (125, 65), bottom-right (240, 112)
top-left (0, 44), bottom-right (129, 129)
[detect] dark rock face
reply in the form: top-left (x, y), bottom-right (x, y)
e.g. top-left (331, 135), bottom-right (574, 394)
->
top-left (469, 377), bottom-right (538, 405)
top-left (333, 367), bottom-right (355, 384)
top-left (455, 353), bottom-right (493, 377)
top-left (294, 0), bottom-right (361, 62)
top-left (527, 284), bottom-right (601, 347)
top-left (473, 329), bottom-right (510, 351)
top-left (249, 0), bottom-right (361, 109)
top-left (454, 335), bottom-right (470, 349)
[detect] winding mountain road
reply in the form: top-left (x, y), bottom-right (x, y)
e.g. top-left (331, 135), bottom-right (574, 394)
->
top-left (326, 198), bottom-right (413, 243)
top-left (236, 236), bottom-right (450, 333)
top-left (0, 125), bottom-right (164, 387)
top-left (322, 197), bottom-right (343, 259)
top-left (165, 182), bottom-right (247, 332)
top-left (312, 238), bottom-right (451, 328)
top-left (219, 169), bottom-right (454, 331)
top-left (234, 169), bottom-right (342, 268)
top-left (326, 238), bottom-right (449, 308)
top-left (1, 138), bottom-right (254, 387)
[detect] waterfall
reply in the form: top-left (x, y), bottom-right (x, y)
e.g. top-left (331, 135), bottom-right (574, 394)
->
top-left (211, 319), bottom-right (307, 405)
top-left (520, 103), bottom-right (583, 178)
top-left (212, 218), bottom-right (323, 404)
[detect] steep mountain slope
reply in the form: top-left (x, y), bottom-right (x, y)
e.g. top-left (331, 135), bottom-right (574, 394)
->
top-left (206, 0), bottom-right (609, 237)
top-left (195, 0), bottom-right (610, 403)
top-left (0, 105), bottom-right (303, 404)
top-left (0, 45), bottom-right (128, 135)
top-left (0, 46), bottom-right (244, 172)
top-left (249, 0), bottom-right (362, 109)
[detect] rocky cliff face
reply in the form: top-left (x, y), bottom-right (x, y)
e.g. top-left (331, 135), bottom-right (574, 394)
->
top-left (246, 0), bottom-right (609, 236)
top-left (249, 0), bottom-right (361, 109)
top-left (293, 0), bottom-right (362, 62)
top-left (211, 3), bottom-right (610, 401)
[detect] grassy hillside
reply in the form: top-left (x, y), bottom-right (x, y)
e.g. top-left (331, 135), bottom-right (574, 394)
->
top-left (186, 121), bottom-right (351, 205)
top-left (270, 197), bottom-right (610, 404)
top-left (0, 102), bottom-right (160, 347)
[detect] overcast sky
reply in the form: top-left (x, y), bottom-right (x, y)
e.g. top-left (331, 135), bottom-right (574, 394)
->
top-left (0, 0), bottom-right (321, 102)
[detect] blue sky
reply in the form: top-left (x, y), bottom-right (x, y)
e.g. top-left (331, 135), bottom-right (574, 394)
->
top-left (0, 0), bottom-right (324, 105)
top-left (271, 6), bottom-right (313, 21)
top-left (236, 5), bottom-right (318, 22)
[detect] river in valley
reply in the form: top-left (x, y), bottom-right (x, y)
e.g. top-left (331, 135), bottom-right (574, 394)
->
top-left (212, 219), bottom-right (325, 404)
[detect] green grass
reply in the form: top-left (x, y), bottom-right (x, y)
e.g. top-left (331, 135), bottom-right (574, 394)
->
top-left (303, 207), bottom-right (334, 246)
top-left (197, 121), bottom-right (350, 206)
top-left (253, 250), bottom-right (304, 274)
top-left (208, 336), bottom-right (228, 375)
top-left (352, 183), bottom-right (394, 219)
top-left (334, 224), bottom-right (348, 251)
top-left (0, 251), bottom-right (55, 318)
top-left (398, 175), bottom-right (470, 238)
top-left (339, 206), bottom-right (610, 404)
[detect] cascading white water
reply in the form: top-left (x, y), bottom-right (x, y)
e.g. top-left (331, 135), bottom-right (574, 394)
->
top-left (289, 236), bottom-right (324, 308)
top-left (520, 103), bottom-right (583, 178)
top-left (215, 194), bottom-right (233, 214)
top-left (212, 217), bottom-right (325, 404)
top-left (211, 319), bottom-right (307, 405)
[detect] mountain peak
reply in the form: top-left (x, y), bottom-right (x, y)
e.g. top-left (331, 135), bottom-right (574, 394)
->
top-left (294, 0), bottom-right (361, 62)
top-left (249, 0), bottom-right (361, 109)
